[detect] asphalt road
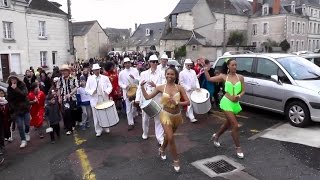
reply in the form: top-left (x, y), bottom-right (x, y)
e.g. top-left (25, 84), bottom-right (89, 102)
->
top-left (0, 106), bottom-right (319, 180)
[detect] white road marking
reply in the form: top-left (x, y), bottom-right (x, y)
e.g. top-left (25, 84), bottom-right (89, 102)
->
top-left (255, 123), bottom-right (320, 148)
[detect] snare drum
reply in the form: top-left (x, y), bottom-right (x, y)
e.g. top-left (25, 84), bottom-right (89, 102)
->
top-left (141, 99), bottom-right (161, 118)
top-left (95, 101), bottom-right (120, 128)
top-left (127, 84), bottom-right (137, 101)
top-left (191, 88), bottom-right (212, 114)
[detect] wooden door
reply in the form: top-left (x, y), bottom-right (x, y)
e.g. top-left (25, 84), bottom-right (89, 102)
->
top-left (1, 54), bottom-right (10, 82)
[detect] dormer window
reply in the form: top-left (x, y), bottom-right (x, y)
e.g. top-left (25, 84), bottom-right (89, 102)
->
top-left (146, 28), bottom-right (150, 36)
top-left (1, 0), bottom-right (9, 7)
top-left (302, 4), bottom-right (306, 16)
top-left (262, 4), bottom-right (269, 16)
top-left (291, 1), bottom-right (296, 14)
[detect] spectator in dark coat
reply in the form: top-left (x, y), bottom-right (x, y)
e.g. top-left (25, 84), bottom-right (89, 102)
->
top-left (7, 72), bottom-right (30, 149)
top-left (23, 70), bottom-right (36, 91)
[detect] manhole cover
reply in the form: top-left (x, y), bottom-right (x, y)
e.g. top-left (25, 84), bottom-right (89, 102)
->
top-left (191, 155), bottom-right (245, 178)
top-left (204, 159), bottom-right (236, 174)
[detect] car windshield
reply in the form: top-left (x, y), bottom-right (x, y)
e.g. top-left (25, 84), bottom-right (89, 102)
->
top-left (277, 56), bottom-right (320, 80)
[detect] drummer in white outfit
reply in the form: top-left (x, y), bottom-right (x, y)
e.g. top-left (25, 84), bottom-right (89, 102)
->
top-left (136, 55), bottom-right (164, 145)
top-left (179, 59), bottom-right (200, 123)
top-left (118, 57), bottom-right (140, 130)
top-left (157, 54), bottom-right (169, 83)
top-left (85, 64), bottom-right (113, 137)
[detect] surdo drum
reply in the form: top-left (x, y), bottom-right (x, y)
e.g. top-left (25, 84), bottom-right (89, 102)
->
top-left (95, 101), bottom-right (120, 127)
top-left (190, 88), bottom-right (212, 114)
top-left (141, 99), bottom-right (162, 118)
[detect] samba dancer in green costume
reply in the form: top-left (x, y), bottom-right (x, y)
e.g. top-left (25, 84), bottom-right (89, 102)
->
top-left (203, 58), bottom-right (246, 159)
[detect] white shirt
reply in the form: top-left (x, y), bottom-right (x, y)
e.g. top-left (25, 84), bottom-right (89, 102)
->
top-left (118, 67), bottom-right (140, 99)
top-left (135, 68), bottom-right (162, 104)
top-left (179, 68), bottom-right (200, 92)
top-left (77, 87), bottom-right (91, 102)
top-left (85, 74), bottom-right (113, 106)
top-left (157, 64), bottom-right (167, 84)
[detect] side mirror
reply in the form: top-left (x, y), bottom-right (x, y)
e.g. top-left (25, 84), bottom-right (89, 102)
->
top-left (271, 75), bottom-right (282, 84)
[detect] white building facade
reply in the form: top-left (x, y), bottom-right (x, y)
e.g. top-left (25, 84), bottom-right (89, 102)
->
top-left (0, 0), bottom-right (70, 81)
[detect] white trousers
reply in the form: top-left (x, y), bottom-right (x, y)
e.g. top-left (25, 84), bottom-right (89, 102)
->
top-left (142, 111), bottom-right (164, 145)
top-left (125, 98), bottom-right (137, 125)
top-left (92, 107), bottom-right (104, 134)
top-left (186, 91), bottom-right (195, 120)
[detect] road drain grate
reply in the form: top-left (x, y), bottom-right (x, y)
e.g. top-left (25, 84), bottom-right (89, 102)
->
top-left (191, 155), bottom-right (245, 178)
top-left (204, 159), bottom-right (236, 174)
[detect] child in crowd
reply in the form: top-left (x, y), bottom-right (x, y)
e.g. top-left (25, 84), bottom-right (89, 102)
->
top-left (45, 95), bottom-right (61, 144)
top-left (0, 89), bottom-right (13, 143)
top-left (28, 82), bottom-right (46, 139)
top-left (76, 76), bottom-right (92, 130)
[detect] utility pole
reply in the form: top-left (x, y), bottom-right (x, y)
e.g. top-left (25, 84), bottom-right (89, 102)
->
top-left (223, 0), bottom-right (227, 53)
top-left (67, 0), bottom-right (75, 60)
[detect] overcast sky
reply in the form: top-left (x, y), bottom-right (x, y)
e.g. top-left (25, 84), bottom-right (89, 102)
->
top-left (54, 0), bottom-right (180, 29)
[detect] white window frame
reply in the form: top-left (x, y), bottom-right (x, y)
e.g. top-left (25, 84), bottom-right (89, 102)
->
top-left (314, 23), bottom-right (317, 34)
top-left (290, 40), bottom-right (295, 51)
top-left (263, 22), bottom-right (268, 35)
top-left (39, 21), bottom-right (46, 38)
top-left (145, 28), bottom-right (150, 36)
top-left (311, 9), bottom-right (314, 17)
top-left (309, 22), bottom-right (313, 33)
top-left (252, 42), bottom-right (257, 47)
top-left (301, 40), bottom-right (304, 50)
top-left (302, 4), bottom-right (306, 15)
top-left (291, 21), bottom-right (295, 34)
top-left (296, 40), bottom-right (299, 51)
top-left (297, 22), bottom-right (300, 34)
top-left (1, 0), bottom-right (9, 7)
top-left (302, 22), bottom-right (305, 34)
top-left (252, 24), bottom-right (257, 35)
top-left (291, 1), bottom-right (296, 14)
top-left (262, 4), bottom-right (269, 16)
top-left (3, 21), bottom-right (13, 39)
top-left (52, 51), bottom-right (57, 65)
top-left (40, 51), bottom-right (47, 67)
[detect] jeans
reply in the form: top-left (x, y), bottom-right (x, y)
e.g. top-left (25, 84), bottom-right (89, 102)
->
top-left (81, 105), bottom-right (92, 127)
top-left (16, 113), bottom-right (30, 141)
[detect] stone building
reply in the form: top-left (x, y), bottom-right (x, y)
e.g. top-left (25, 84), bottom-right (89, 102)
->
top-left (72, 21), bottom-right (109, 61)
top-left (128, 22), bottom-right (166, 56)
top-left (0, 0), bottom-right (71, 81)
top-left (104, 27), bottom-right (131, 51)
top-left (248, 0), bottom-right (309, 52)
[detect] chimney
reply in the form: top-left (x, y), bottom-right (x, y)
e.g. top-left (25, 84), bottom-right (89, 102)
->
top-left (253, 0), bottom-right (258, 14)
top-left (273, 0), bottom-right (281, 15)
top-left (135, 23), bottom-right (138, 30)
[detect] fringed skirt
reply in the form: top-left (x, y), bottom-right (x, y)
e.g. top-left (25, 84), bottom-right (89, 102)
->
top-left (159, 110), bottom-right (183, 129)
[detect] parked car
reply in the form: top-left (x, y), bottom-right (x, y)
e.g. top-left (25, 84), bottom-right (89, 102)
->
top-left (168, 59), bottom-right (182, 72)
top-left (213, 53), bottom-right (320, 127)
top-left (292, 51), bottom-right (320, 67)
top-left (108, 51), bottom-right (122, 57)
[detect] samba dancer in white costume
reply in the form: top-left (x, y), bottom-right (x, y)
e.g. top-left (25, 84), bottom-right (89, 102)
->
top-left (136, 55), bottom-right (164, 145)
top-left (85, 64), bottom-right (113, 137)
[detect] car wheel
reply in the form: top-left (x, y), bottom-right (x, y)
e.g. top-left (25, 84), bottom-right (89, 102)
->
top-left (285, 101), bottom-right (311, 128)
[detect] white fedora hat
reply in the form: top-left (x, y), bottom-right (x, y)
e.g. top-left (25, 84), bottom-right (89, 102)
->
top-left (92, 63), bottom-right (101, 70)
top-left (149, 54), bottom-right (158, 61)
top-left (123, 57), bottom-right (131, 63)
top-left (184, 59), bottom-right (193, 64)
top-left (160, 54), bottom-right (168, 59)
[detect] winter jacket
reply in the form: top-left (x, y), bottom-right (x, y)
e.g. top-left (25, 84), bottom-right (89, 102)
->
top-left (7, 81), bottom-right (30, 117)
top-left (45, 103), bottom-right (61, 125)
